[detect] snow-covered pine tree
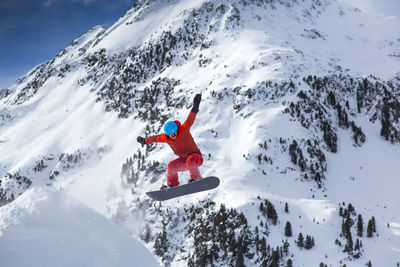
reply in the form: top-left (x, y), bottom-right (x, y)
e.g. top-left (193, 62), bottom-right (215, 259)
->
top-left (357, 214), bottom-right (363, 237)
top-left (285, 221), bottom-right (292, 237)
top-left (297, 233), bottom-right (304, 248)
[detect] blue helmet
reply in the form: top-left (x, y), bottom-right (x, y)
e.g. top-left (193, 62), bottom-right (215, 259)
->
top-left (164, 121), bottom-right (178, 135)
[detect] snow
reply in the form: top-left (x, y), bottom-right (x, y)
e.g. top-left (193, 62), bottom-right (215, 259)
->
top-left (339, 0), bottom-right (400, 17)
top-left (1, 0), bottom-right (400, 266)
top-left (0, 187), bottom-right (159, 267)
top-left (91, 0), bottom-right (205, 53)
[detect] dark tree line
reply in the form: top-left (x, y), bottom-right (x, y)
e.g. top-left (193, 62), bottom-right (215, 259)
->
top-left (149, 199), bottom-right (293, 267)
top-left (337, 203), bottom-right (378, 259)
top-left (121, 149), bottom-right (165, 187)
top-left (287, 138), bottom-right (326, 186)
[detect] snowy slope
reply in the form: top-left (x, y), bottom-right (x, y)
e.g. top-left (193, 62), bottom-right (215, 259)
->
top-left (0, 187), bottom-right (159, 267)
top-left (0, 0), bottom-right (400, 266)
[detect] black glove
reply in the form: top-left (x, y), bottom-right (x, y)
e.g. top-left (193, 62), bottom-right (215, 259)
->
top-left (191, 94), bottom-right (201, 113)
top-left (137, 136), bottom-right (146, 145)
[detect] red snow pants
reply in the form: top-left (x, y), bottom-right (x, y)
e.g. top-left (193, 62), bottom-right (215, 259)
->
top-left (167, 153), bottom-right (203, 187)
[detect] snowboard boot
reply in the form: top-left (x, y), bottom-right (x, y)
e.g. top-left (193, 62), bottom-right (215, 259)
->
top-left (188, 177), bottom-right (202, 183)
top-left (160, 183), bottom-right (178, 190)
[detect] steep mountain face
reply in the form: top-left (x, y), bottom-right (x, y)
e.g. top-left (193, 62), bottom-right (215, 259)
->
top-left (1, 0), bottom-right (400, 266)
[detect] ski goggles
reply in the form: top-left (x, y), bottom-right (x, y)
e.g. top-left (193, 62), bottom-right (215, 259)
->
top-left (168, 131), bottom-right (178, 139)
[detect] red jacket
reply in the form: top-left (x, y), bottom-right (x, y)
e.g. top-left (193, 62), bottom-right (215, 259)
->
top-left (145, 111), bottom-right (201, 158)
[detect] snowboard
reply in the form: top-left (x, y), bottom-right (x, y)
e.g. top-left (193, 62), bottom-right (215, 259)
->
top-left (146, 176), bottom-right (220, 201)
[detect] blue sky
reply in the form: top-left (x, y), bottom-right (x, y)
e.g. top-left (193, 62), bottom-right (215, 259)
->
top-left (0, 0), bottom-right (135, 89)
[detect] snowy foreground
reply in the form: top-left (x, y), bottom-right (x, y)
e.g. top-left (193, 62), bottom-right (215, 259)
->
top-left (0, 187), bottom-right (159, 267)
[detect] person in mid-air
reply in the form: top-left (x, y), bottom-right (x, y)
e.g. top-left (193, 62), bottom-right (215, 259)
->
top-left (137, 94), bottom-right (203, 189)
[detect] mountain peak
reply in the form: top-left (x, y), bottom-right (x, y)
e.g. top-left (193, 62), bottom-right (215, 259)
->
top-left (1, 1), bottom-right (399, 266)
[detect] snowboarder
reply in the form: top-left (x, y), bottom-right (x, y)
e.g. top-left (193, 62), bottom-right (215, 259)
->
top-left (137, 94), bottom-right (203, 189)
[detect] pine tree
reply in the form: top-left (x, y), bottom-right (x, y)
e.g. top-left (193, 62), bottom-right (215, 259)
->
top-left (270, 248), bottom-right (280, 267)
top-left (259, 202), bottom-right (264, 213)
top-left (266, 200), bottom-right (278, 225)
top-left (143, 223), bottom-right (151, 243)
top-left (357, 214), bottom-right (363, 237)
top-left (347, 203), bottom-right (355, 215)
top-left (367, 219), bottom-right (373, 237)
top-left (353, 239), bottom-right (362, 259)
top-left (283, 240), bottom-right (290, 256)
top-left (188, 256), bottom-right (194, 267)
top-left (289, 140), bottom-right (298, 164)
top-left (367, 260), bottom-right (372, 267)
top-left (285, 202), bottom-right (289, 213)
top-left (380, 101), bottom-right (392, 141)
top-left (354, 238), bottom-right (361, 251)
top-left (235, 247), bottom-right (245, 267)
top-left (260, 260), bottom-right (267, 267)
top-left (339, 206), bottom-right (343, 217)
top-left (154, 226), bottom-right (168, 259)
top-left (344, 230), bottom-right (353, 253)
top-left (285, 221), bottom-right (292, 237)
top-left (305, 235), bottom-right (313, 249)
top-left (286, 259), bottom-right (293, 267)
top-left (327, 91), bottom-right (336, 106)
top-left (371, 216), bottom-right (376, 233)
top-left (197, 244), bottom-right (207, 267)
top-left (321, 121), bottom-right (337, 152)
top-left (342, 218), bottom-right (351, 237)
top-left (260, 237), bottom-right (267, 258)
top-left (297, 233), bottom-right (304, 248)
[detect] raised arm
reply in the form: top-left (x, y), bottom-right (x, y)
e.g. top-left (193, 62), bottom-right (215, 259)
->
top-left (182, 94), bottom-right (201, 129)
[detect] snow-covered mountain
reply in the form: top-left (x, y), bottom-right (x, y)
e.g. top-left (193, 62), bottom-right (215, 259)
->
top-left (1, 0), bottom-right (400, 266)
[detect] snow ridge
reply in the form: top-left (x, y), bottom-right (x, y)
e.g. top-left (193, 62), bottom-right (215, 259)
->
top-left (0, 0), bottom-right (400, 266)
top-left (0, 187), bottom-right (160, 267)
